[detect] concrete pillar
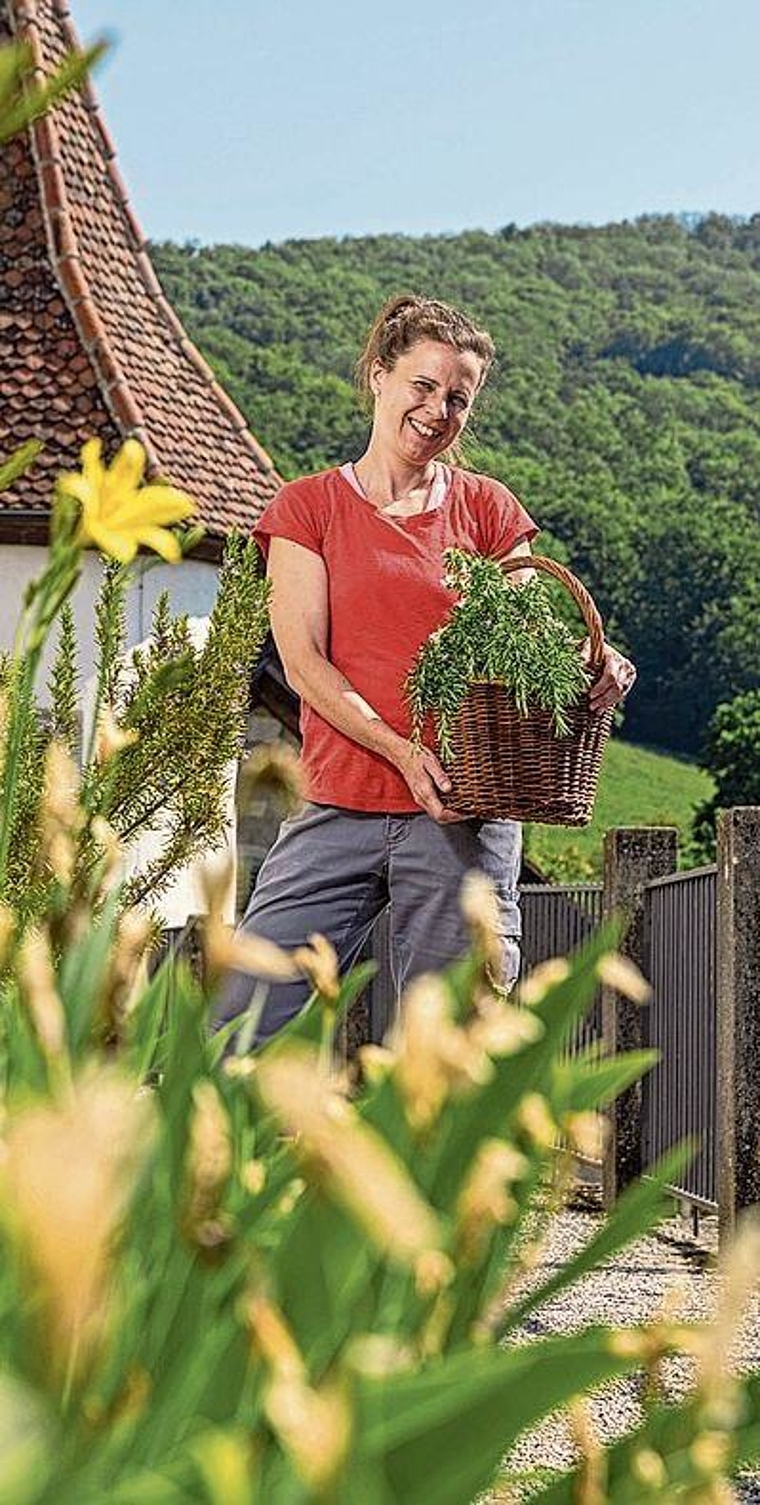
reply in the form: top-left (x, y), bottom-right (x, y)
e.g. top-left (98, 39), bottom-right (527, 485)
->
top-left (602, 826), bottom-right (679, 1209)
top-left (716, 807), bottom-right (760, 1238)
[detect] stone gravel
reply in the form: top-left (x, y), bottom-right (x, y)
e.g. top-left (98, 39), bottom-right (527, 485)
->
top-left (501, 1183), bottom-right (760, 1500)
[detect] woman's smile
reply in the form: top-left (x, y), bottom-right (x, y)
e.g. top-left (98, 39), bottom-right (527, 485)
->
top-left (407, 415), bottom-right (443, 440)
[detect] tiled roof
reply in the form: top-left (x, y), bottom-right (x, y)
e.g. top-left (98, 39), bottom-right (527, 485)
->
top-left (0, 0), bottom-right (281, 540)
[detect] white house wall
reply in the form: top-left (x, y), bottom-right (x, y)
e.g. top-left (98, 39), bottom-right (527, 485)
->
top-left (0, 543), bottom-right (220, 702)
top-left (134, 556), bottom-right (221, 639)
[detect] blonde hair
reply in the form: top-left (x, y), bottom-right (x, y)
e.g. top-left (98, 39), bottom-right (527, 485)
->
top-left (354, 293), bottom-right (495, 414)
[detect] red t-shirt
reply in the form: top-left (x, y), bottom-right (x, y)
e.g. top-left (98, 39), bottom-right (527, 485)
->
top-left (253, 464), bottom-right (539, 812)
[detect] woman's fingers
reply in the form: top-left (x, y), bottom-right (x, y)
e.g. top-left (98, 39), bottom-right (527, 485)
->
top-left (589, 643), bottom-right (637, 711)
top-left (397, 744), bottom-right (467, 821)
top-left (420, 748), bottom-right (452, 794)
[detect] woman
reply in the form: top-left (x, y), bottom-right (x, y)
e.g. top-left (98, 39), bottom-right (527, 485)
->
top-left (219, 295), bottom-right (635, 1042)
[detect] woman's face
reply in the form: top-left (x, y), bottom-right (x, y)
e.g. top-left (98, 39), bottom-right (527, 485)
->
top-left (370, 339), bottom-right (484, 464)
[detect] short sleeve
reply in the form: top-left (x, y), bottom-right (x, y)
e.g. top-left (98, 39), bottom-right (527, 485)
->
top-left (477, 477), bottom-right (540, 558)
top-left (252, 480), bottom-right (326, 560)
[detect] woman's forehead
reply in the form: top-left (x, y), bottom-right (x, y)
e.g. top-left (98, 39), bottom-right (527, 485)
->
top-left (399, 339), bottom-right (483, 386)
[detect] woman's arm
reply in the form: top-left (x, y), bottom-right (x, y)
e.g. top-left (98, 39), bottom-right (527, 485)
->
top-left (267, 537), bottom-right (459, 821)
top-left (498, 536), bottom-right (535, 584)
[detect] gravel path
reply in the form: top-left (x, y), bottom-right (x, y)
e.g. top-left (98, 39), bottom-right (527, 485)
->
top-left (501, 1183), bottom-right (760, 1500)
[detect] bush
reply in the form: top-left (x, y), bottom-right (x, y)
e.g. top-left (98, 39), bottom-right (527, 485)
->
top-left (689, 688), bottom-right (760, 862)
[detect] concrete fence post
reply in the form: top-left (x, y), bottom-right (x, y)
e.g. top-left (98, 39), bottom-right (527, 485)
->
top-left (602, 826), bottom-right (679, 1209)
top-left (716, 807), bottom-right (760, 1239)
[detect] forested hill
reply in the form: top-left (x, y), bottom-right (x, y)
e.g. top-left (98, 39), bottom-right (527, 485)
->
top-left (151, 214), bottom-right (760, 756)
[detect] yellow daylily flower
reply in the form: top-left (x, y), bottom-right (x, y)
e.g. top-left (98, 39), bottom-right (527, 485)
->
top-left (58, 438), bottom-right (196, 564)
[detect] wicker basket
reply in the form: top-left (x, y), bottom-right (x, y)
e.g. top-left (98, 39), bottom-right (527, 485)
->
top-left (439, 554), bottom-right (615, 825)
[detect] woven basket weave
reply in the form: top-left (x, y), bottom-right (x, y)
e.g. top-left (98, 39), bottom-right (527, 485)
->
top-left (439, 554), bottom-right (615, 825)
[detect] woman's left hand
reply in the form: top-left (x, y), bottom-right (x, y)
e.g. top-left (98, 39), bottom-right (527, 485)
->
top-left (581, 638), bottom-right (637, 713)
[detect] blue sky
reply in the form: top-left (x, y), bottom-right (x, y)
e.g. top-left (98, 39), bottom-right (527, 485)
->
top-left (73, 0), bottom-right (759, 248)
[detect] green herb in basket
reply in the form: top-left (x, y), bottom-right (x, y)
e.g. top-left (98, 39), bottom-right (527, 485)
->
top-left (406, 549), bottom-right (591, 760)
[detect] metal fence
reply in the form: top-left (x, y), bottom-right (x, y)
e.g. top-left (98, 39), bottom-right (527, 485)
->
top-left (520, 883), bottom-right (604, 1055)
top-left (519, 867), bottom-right (719, 1211)
top-left (642, 866), bottom-right (717, 1208)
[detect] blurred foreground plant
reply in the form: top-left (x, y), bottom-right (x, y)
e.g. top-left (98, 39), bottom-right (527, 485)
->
top-left (0, 33), bottom-right (106, 149)
top-left (0, 840), bottom-right (758, 1501)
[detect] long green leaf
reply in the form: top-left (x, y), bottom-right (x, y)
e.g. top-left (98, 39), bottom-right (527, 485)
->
top-left (56, 885), bottom-right (123, 1053)
top-left (0, 40), bottom-right (107, 146)
top-left (550, 1049), bottom-right (659, 1114)
top-left (357, 1328), bottom-right (641, 1505)
top-left (273, 1191), bottom-right (377, 1373)
top-left (0, 439), bottom-right (42, 494)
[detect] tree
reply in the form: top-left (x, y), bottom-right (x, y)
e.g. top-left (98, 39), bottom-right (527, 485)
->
top-left (689, 689), bottom-right (760, 861)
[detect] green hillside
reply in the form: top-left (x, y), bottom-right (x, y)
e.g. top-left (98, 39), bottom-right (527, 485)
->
top-left (524, 738), bottom-right (714, 881)
top-left (148, 216), bottom-right (741, 881)
top-left (151, 215), bottom-right (760, 761)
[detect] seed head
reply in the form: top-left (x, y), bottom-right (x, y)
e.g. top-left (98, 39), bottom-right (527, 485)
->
top-left (265, 1374), bottom-right (351, 1492)
top-left (257, 1048), bottom-right (441, 1263)
top-left (240, 743), bottom-right (302, 811)
top-left (0, 1068), bottom-right (154, 1371)
top-left (456, 1137), bottom-right (528, 1260)
top-left (460, 871), bottom-right (503, 973)
top-left (518, 957), bottom-right (571, 1006)
top-left (183, 1081), bottom-right (232, 1246)
top-left (516, 1093), bottom-right (557, 1148)
top-left (391, 973), bottom-right (491, 1131)
top-left (292, 932), bottom-right (340, 1002)
top-left (95, 704), bottom-right (139, 764)
top-left (17, 927), bottom-right (67, 1065)
top-left (597, 951), bottom-right (651, 1004)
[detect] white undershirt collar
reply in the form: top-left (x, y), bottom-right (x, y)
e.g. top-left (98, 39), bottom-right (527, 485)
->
top-left (340, 460), bottom-right (449, 513)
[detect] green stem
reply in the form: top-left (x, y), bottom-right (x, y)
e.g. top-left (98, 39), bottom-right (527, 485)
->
top-left (0, 648), bottom-right (39, 898)
top-left (319, 1000), bottom-right (337, 1074)
top-left (0, 542), bottom-right (82, 899)
top-left (81, 560), bottom-right (132, 778)
top-left (108, 774), bottom-right (187, 839)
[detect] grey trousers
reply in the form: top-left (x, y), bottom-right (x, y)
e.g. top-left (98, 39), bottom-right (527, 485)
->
top-left (216, 801), bottom-right (522, 1043)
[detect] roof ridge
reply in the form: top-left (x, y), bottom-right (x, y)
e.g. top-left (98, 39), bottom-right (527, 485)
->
top-left (10, 0), bottom-right (278, 481)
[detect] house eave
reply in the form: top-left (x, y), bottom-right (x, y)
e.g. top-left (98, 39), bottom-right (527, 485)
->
top-left (0, 509), bottom-right (229, 562)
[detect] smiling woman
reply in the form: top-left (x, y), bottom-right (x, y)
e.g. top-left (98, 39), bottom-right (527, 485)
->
top-left (216, 293), bottom-right (634, 1047)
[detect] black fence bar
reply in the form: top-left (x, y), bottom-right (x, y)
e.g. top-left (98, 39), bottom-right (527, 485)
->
top-left (642, 866), bottom-right (717, 1208)
top-left (520, 883), bottom-right (604, 1054)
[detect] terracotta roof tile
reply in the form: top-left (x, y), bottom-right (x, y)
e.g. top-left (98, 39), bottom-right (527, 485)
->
top-left (0, 0), bottom-right (282, 538)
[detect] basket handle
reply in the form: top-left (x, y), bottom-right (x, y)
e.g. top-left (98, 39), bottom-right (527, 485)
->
top-left (498, 553), bottom-right (606, 670)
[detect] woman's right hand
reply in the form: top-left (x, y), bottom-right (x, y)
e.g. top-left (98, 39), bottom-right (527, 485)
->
top-left (395, 742), bottom-right (466, 823)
